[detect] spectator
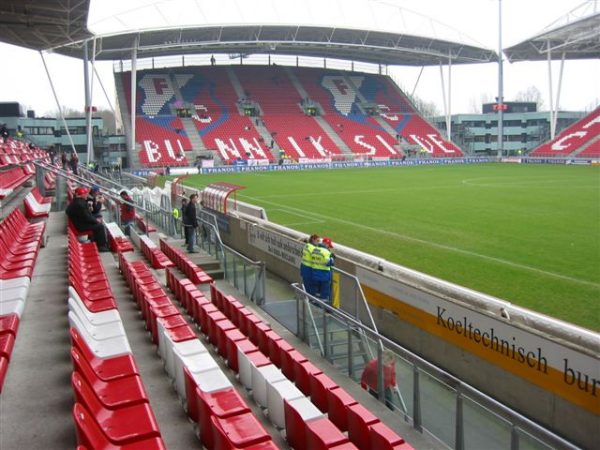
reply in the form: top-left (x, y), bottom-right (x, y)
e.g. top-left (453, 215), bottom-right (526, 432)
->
top-left (0, 124), bottom-right (8, 142)
top-left (183, 193), bottom-right (199, 253)
top-left (360, 351), bottom-right (397, 410)
top-left (119, 190), bottom-right (136, 235)
top-left (300, 234), bottom-right (320, 296)
top-left (311, 236), bottom-right (335, 302)
top-left (210, 55), bottom-right (216, 66)
top-left (69, 152), bottom-right (79, 175)
top-left (66, 187), bottom-right (109, 252)
top-left (60, 152), bottom-right (68, 170)
top-left (87, 186), bottom-right (104, 219)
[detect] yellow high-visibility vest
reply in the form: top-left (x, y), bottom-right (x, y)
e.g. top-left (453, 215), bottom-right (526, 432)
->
top-left (311, 246), bottom-right (332, 271)
top-left (301, 243), bottom-right (315, 268)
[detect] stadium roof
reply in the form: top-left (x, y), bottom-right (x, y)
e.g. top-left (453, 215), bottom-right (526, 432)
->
top-left (504, 3), bottom-right (600, 62)
top-left (0, 0), bottom-right (92, 51)
top-left (0, 0), bottom-right (496, 67)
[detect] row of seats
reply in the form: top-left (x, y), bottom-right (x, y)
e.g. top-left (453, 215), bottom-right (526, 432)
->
top-left (165, 263), bottom-right (410, 450)
top-left (105, 222), bottom-right (135, 253)
top-left (160, 238), bottom-right (213, 284)
top-left (23, 187), bottom-right (52, 219)
top-left (67, 229), bottom-right (165, 449)
top-left (0, 166), bottom-right (33, 200)
top-left (531, 107), bottom-right (600, 157)
top-left (139, 234), bottom-right (175, 270)
top-left (165, 268), bottom-right (360, 449)
top-left (120, 255), bottom-right (278, 449)
top-left (208, 283), bottom-right (412, 450)
top-left (135, 213), bottom-right (157, 234)
top-left (0, 208), bottom-right (46, 280)
top-left (0, 205), bottom-right (46, 390)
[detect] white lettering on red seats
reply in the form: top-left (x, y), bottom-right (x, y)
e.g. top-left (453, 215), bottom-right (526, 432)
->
top-left (215, 138), bottom-right (242, 160)
top-left (139, 74), bottom-right (192, 116)
top-left (551, 132), bottom-right (587, 151)
top-left (354, 135), bottom-right (376, 155)
top-left (583, 115), bottom-right (600, 129)
top-left (143, 140), bottom-right (162, 163)
top-left (379, 105), bottom-right (399, 121)
top-left (287, 137), bottom-right (307, 158)
top-left (239, 138), bottom-right (268, 159)
top-left (322, 76), bottom-right (364, 115)
top-left (193, 105), bottom-right (212, 123)
top-left (410, 134), bottom-right (456, 154)
top-left (308, 136), bottom-right (329, 157)
top-left (164, 140), bottom-right (186, 161)
top-left (376, 135), bottom-right (397, 155)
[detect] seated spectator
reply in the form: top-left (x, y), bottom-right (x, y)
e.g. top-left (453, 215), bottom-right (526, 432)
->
top-left (119, 190), bottom-right (136, 235)
top-left (66, 187), bottom-right (109, 252)
top-left (87, 186), bottom-right (104, 219)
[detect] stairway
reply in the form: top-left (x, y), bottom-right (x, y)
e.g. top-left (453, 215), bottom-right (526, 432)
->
top-left (571, 134), bottom-right (600, 157)
top-left (284, 66), bottom-right (310, 102)
top-left (313, 116), bottom-right (354, 156)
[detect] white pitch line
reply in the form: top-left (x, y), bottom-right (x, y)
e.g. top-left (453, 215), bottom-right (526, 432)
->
top-left (240, 195), bottom-right (600, 289)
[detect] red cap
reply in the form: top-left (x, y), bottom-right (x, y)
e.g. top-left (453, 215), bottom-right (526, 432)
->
top-left (322, 237), bottom-right (333, 249)
top-left (74, 187), bottom-right (89, 196)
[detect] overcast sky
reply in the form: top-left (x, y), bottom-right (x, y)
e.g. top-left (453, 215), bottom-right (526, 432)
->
top-left (0, 0), bottom-right (598, 117)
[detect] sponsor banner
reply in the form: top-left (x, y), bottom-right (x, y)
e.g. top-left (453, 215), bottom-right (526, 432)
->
top-left (356, 267), bottom-right (600, 415)
top-left (522, 158), bottom-right (567, 165)
top-left (501, 157), bottom-right (522, 163)
top-left (299, 157), bottom-right (332, 164)
top-left (198, 157), bottom-right (495, 175)
top-left (566, 159), bottom-right (593, 165)
top-left (248, 226), bottom-right (303, 266)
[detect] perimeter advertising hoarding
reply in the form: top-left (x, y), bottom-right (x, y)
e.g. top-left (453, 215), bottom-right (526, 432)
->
top-left (355, 267), bottom-right (599, 415)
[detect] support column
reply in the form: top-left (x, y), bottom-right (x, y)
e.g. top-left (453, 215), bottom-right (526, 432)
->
top-left (447, 51), bottom-right (452, 141)
top-left (130, 35), bottom-right (139, 153)
top-left (497, 0), bottom-right (504, 158)
top-left (83, 40), bottom-right (92, 163)
top-left (547, 43), bottom-right (554, 140)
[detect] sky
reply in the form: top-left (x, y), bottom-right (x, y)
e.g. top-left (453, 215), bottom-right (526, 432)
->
top-left (0, 0), bottom-right (598, 117)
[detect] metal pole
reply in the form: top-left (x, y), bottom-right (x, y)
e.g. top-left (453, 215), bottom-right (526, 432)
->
top-left (455, 391), bottom-right (465, 450)
top-left (447, 51), bottom-right (452, 141)
top-left (413, 365), bottom-right (422, 432)
top-left (553, 52), bottom-right (566, 139)
top-left (39, 51), bottom-right (77, 154)
top-left (83, 40), bottom-right (93, 164)
top-left (439, 62), bottom-right (448, 135)
top-left (498, 0), bottom-right (505, 158)
top-left (547, 41), bottom-right (555, 139)
top-left (130, 35), bottom-right (139, 153)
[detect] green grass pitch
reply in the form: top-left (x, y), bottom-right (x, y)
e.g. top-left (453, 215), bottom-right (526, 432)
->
top-left (177, 163), bottom-right (600, 331)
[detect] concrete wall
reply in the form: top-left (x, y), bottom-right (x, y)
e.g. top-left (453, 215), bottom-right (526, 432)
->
top-left (218, 210), bottom-right (599, 449)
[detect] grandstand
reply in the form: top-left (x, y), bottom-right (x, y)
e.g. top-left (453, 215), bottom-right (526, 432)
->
top-left (0, 1), bottom-right (598, 450)
top-left (117, 65), bottom-right (465, 168)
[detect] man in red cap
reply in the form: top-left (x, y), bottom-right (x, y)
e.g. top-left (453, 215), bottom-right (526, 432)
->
top-left (66, 186), bottom-right (109, 251)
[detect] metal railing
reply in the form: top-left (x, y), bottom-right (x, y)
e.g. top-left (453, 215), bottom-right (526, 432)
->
top-left (291, 284), bottom-right (579, 450)
top-left (198, 209), bottom-right (266, 305)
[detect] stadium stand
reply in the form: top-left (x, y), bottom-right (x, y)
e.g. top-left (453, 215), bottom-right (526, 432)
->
top-left (119, 66), bottom-right (470, 167)
top-left (232, 65), bottom-right (344, 160)
top-left (530, 107), bottom-right (600, 157)
top-left (121, 73), bottom-right (192, 167)
top-left (291, 67), bottom-right (403, 158)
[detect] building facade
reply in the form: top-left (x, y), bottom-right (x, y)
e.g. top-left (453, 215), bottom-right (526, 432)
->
top-left (0, 102), bottom-right (128, 167)
top-left (433, 102), bottom-right (584, 155)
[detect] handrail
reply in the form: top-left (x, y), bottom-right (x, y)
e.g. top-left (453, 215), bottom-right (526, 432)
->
top-left (332, 266), bottom-right (379, 334)
top-left (290, 283), bottom-right (581, 450)
top-left (199, 209), bottom-right (266, 304)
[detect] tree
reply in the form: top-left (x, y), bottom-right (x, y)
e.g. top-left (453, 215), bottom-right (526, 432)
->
top-left (468, 93), bottom-right (494, 113)
top-left (405, 93), bottom-right (440, 119)
top-left (515, 86), bottom-right (545, 110)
